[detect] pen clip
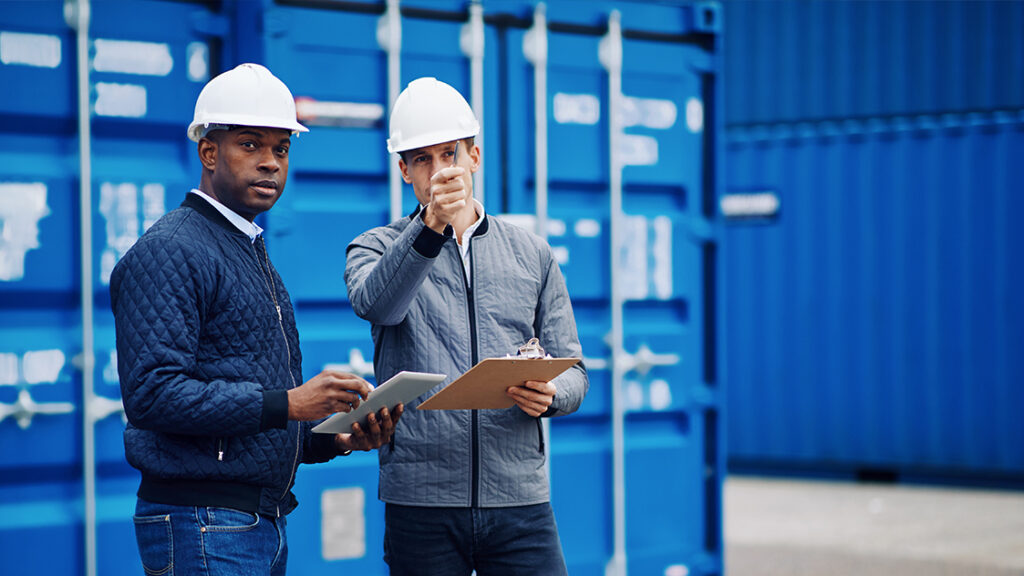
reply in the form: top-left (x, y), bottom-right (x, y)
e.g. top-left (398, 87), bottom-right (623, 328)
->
top-left (517, 338), bottom-right (546, 359)
top-left (451, 140), bottom-right (460, 166)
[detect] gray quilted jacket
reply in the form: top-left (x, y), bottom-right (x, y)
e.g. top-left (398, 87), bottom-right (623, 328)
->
top-left (345, 210), bottom-right (588, 507)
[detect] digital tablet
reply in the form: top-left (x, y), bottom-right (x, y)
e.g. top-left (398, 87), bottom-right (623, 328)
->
top-left (311, 371), bottom-right (446, 434)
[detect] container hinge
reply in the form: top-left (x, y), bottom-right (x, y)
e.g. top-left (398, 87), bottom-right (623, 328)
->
top-left (693, 2), bottom-right (722, 35)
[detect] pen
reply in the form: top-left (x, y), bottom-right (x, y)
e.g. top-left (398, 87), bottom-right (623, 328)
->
top-left (452, 140), bottom-right (460, 166)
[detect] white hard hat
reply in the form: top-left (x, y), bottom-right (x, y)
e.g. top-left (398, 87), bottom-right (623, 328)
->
top-left (187, 63), bottom-right (308, 142)
top-left (387, 77), bottom-right (479, 154)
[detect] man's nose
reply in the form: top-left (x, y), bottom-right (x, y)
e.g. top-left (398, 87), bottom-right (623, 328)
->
top-left (429, 155), bottom-right (451, 178)
top-left (257, 148), bottom-right (280, 172)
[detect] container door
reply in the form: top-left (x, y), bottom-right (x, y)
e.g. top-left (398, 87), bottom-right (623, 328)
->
top-left (498, 2), bottom-right (723, 574)
top-left (0, 8), bottom-right (80, 575)
top-left (88, 2), bottom-right (215, 571)
top-left (0, 1), bottom-right (218, 574)
top-left (252, 1), bottom-right (478, 572)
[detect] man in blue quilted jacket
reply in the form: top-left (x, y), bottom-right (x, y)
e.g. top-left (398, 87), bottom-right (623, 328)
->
top-left (346, 77), bottom-right (589, 575)
top-left (110, 64), bottom-right (401, 576)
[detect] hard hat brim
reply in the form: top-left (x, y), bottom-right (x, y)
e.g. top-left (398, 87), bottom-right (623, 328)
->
top-left (387, 126), bottom-right (478, 154)
top-left (187, 115), bottom-right (309, 142)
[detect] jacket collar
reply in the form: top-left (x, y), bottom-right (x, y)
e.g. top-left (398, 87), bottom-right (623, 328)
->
top-left (181, 192), bottom-right (249, 236)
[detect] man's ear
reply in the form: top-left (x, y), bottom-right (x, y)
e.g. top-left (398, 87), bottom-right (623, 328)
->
top-left (468, 144), bottom-right (481, 174)
top-left (398, 158), bottom-right (413, 184)
top-left (198, 137), bottom-right (217, 171)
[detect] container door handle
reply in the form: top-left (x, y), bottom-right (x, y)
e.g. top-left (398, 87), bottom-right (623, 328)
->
top-left (0, 388), bottom-right (75, 429)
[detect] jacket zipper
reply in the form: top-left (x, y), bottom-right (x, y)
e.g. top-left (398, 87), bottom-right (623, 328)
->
top-left (536, 420), bottom-right (545, 454)
top-left (254, 237), bottom-right (301, 516)
top-left (459, 245), bottom-right (480, 508)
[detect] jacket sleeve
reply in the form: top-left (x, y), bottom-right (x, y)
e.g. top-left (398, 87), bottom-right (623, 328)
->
top-left (345, 216), bottom-right (448, 326)
top-left (302, 421), bottom-right (341, 463)
top-left (111, 234), bottom-right (282, 436)
top-left (535, 245), bottom-right (589, 416)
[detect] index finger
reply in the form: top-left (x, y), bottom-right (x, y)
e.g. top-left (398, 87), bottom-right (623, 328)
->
top-left (328, 372), bottom-right (373, 397)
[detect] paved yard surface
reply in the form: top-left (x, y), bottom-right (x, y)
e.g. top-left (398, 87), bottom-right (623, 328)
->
top-left (725, 476), bottom-right (1024, 576)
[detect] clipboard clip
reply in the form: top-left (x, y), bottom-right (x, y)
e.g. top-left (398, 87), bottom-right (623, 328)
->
top-left (516, 337), bottom-right (549, 359)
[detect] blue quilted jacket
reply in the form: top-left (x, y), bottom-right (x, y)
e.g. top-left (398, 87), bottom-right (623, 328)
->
top-left (111, 193), bottom-right (337, 518)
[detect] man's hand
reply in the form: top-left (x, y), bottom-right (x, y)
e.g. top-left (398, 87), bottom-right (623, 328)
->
top-left (287, 370), bottom-right (373, 421)
top-left (506, 380), bottom-right (557, 418)
top-left (423, 166), bottom-right (468, 233)
top-left (335, 404), bottom-right (405, 452)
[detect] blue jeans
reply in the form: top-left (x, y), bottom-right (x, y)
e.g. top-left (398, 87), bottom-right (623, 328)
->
top-left (384, 503), bottom-right (568, 576)
top-left (133, 498), bottom-right (288, 576)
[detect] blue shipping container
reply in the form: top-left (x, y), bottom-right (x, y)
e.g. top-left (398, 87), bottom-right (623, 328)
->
top-left (720, 0), bottom-right (1024, 483)
top-left (1, 1), bottom-right (214, 575)
top-left (723, 0), bottom-right (1024, 125)
top-left (722, 117), bottom-right (1024, 480)
top-left (1, 1), bottom-right (723, 575)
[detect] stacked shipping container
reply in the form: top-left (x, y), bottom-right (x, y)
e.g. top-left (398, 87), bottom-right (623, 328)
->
top-left (0, 1), bottom-right (722, 575)
top-left (721, 0), bottom-right (1024, 483)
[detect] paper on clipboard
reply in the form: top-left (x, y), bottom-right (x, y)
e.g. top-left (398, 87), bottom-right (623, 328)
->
top-left (417, 357), bottom-right (580, 411)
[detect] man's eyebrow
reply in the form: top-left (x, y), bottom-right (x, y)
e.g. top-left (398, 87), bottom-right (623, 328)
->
top-left (233, 128), bottom-right (290, 144)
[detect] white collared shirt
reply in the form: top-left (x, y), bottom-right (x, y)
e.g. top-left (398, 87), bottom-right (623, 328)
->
top-left (458, 198), bottom-right (485, 284)
top-left (189, 189), bottom-right (263, 243)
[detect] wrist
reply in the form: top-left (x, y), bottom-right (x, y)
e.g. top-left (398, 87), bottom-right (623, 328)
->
top-left (334, 435), bottom-right (353, 456)
top-left (422, 209), bottom-right (446, 234)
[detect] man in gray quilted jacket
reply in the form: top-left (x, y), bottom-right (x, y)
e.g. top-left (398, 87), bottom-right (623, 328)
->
top-left (345, 77), bottom-right (589, 575)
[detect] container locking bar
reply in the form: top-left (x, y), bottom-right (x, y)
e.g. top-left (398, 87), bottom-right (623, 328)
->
top-left (600, 10), bottom-right (628, 576)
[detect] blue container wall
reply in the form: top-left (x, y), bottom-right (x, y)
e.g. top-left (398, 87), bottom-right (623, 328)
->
top-left (724, 0), bottom-right (1024, 125)
top-left (724, 118), bottom-right (1024, 479)
top-left (3, 1), bottom-right (723, 575)
top-left (1, 1), bottom-right (218, 574)
top-left (721, 0), bottom-right (1024, 482)
top-left (254, 2), bottom-right (723, 574)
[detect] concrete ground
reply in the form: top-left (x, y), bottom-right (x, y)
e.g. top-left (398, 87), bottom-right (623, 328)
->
top-left (724, 476), bottom-right (1024, 576)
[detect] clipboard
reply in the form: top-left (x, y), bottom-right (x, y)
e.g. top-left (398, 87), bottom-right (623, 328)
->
top-left (417, 357), bottom-right (580, 411)
top-left (312, 371), bottom-right (446, 434)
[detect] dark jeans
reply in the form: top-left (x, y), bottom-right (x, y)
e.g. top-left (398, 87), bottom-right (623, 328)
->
top-left (133, 498), bottom-right (288, 576)
top-left (384, 502), bottom-right (569, 576)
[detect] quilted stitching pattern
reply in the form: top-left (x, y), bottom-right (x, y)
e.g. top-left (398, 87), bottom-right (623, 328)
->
top-left (111, 200), bottom-right (312, 516)
top-left (346, 214), bottom-right (589, 507)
